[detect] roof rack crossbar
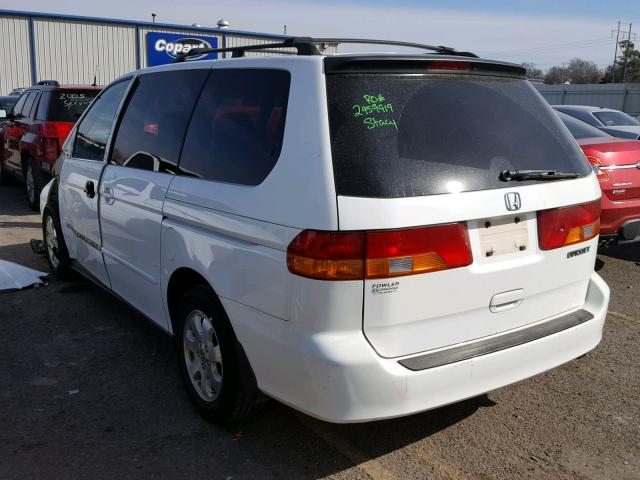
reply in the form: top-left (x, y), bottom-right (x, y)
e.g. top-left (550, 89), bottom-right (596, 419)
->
top-left (309, 38), bottom-right (477, 57)
top-left (172, 36), bottom-right (477, 63)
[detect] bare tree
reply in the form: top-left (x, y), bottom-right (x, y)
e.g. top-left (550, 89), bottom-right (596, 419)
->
top-left (522, 62), bottom-right (543, 79)
top-left (565, 58), bottom-right (602, 84)
top-left (544, 58), bottom-right (602, 84)
top-left (544, 66), bottom-right (568, 84)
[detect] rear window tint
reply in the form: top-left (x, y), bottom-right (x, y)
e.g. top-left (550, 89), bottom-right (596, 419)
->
top-left (593, 110), bottom-right (640, 127)
top-left (178, 69), bottom-right (290, 185)
top-left (327, 74), bottom-right (591, 198)
top-left (110, 69), bottom-right (209, 172)
top-left (48, 91), bottom-right (99, 122)
top-left (557, 111), bottom-right (609, 139)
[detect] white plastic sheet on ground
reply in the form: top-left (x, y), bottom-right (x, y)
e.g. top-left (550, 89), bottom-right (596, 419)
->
top-left (0, 259), bottom-right (48, 291)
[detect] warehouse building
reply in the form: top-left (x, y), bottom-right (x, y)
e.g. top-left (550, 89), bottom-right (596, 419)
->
top-left (0, 9), bottom-right (335, 94)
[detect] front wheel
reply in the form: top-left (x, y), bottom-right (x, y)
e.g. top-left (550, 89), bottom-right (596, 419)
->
top-left (42, 207), bottom-right (72, 279)
top-left (176, 285), bottom-right (265, 424)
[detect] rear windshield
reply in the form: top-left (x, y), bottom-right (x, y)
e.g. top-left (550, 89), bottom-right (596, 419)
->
top-left (326, 74), bottom-right (591, 198)
top-left (557, 111), bottom-right (609, 139)
top-left (47, 91), bottom-right (99, 122)
top-left (592, 110), bottom-right (640, 127)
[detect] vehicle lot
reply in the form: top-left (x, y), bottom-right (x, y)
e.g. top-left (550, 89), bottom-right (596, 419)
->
top-left (0, 182), bottom-right (638, 480)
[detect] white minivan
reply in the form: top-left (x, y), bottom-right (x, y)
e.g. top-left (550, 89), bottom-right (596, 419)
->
top-left (41, 38), bottom-right (610, 424)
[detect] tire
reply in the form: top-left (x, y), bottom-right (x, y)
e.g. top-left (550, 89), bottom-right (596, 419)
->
top-left (42, 206), bottom-right (73, 280)
top-left (25, 158), bottom-right (42, 211)
top-left (176, 284), bottom-right (265, 424)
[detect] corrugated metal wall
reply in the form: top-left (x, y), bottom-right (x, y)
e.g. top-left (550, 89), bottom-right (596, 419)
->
top-left (535, 83), bottom-right (640, 116)
top-left (0, 11), bottom-right (338, 94)
top-left (34, 19), bottom-right (137, 86)
top-left (0, 15), bottom-right (32, 94)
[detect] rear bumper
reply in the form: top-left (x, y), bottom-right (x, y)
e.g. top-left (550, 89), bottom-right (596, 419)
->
top-left (229, 273), bottom-right (609, 423)
top-left (600, 219), bottom-right (640, 244)
top-left (600, 194), bottom-right (640, 242)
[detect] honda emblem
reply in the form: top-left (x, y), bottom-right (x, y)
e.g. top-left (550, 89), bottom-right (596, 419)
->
top-left (504, 192), bottom-right (521, 211)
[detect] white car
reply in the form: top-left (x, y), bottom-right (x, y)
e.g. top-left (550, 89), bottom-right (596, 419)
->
top-left (41, 38), bottom-right (610, 424)
top-left (553, 105), bottom-right (640, 138)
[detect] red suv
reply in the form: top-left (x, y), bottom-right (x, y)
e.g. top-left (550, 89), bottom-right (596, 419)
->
top-left (0, 82), bottom-right (101, 209)
top-left (558, 110), bottom-right (640, 245)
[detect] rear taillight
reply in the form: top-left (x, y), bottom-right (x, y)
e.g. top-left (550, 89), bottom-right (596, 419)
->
top-left (286, 223), bottom-right (472, 281)
top-left (286, 231), bottom-right (364, 280)
top-left (366, 224), bottom-right (472, 278)
top-left (586, 156), bottom-right (609, 182)
top-left (40, 121), bottom-right (73, 163)
top-left (537, 200), bottom-right (601, 250)
top-left (41, 121), bottom-right (73, 139)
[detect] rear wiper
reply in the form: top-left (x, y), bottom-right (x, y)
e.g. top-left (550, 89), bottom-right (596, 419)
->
top-left (499, 169), bottom-right (579, 182)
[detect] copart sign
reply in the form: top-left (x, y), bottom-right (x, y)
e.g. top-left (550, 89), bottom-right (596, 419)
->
top-left (146, 32), bottom-right (218, 66)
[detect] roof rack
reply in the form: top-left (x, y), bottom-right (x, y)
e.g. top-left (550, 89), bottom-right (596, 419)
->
top-left (172, 37), bottom-right (477, 63)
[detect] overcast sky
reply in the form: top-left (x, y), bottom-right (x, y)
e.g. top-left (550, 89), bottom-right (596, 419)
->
top-left (2, 0), bottom-right (638, 70)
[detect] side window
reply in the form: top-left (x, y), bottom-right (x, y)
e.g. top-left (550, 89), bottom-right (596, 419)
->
top-left (23, 92), bottom-right (40, 119)
top-left (73, 80), bottom-right (130, 161)
top-left (178, 69), bottom-right (291, 186)
top-left (36, 92), bottom-right (51, 120)
top-left (109, 69), bottom-right (209, 172)
top-left (11, 93), bottom-right (28, 118)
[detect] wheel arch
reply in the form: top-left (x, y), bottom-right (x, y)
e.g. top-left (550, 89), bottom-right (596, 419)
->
top-left (165, 266), bottom-right (262, 400)
top-left (166, 267), bottom-right (222, 335)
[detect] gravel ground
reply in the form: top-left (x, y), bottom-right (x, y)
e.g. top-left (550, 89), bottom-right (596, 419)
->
top-left (0, 183), bottom-right (638, 480)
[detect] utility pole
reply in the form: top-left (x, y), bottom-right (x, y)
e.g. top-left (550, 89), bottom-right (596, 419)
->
top-left (283, 24), bottom-right (287, 35)
top-left (621, 23), bottom-right (633, 83)
top-left (612, 21), bottom-right (621, 83)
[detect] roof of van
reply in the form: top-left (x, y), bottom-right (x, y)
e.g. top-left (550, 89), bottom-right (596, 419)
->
top-left (132, 53), bottom-right (526, 79)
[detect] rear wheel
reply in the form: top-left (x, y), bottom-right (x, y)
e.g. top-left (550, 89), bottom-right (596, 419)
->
top-left (42, 206), bottom-right (72, 279)
top-left (25, 158), bottom-right (42, 210)
top-left (176, 285), bottom-right (264, 424)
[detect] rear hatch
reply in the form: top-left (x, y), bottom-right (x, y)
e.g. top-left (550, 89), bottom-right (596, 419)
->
top-left (325, 57), bottom-right (600, 358)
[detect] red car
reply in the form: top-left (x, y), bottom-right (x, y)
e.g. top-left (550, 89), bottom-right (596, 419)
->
top-left (558, 111), bottom-right (640, 245)
top-left (0, 82), bottom-right (101, 209)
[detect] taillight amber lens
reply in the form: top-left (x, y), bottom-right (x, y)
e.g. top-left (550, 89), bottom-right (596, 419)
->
top-left (537, 200), bottom-right (601, 250)
top-left (286, 230), bottom-right (364, 280)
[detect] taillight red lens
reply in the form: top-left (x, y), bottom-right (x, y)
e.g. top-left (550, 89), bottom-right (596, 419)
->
top-left (586, 156), bottom-right (609, 182)
top-left (365, 223), bottom-right (472, 279)
top-left (42, 137), bottom-right (60, 162)
top-left (40, 121), bottom-right (73, 163)
top-left (41, 121), bottom-right (73, 139)
top-left (286, 230), bottom-right (364, 280)
top-left (286, 223), bottom-right (473, 280)
top-left (537, 200), bottom-right (601, 250)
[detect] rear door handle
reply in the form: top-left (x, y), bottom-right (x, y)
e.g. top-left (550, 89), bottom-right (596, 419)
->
top-left (84, 180), bottom-right (95, 199)
top-left (490, 289), bottom-right (525, 313)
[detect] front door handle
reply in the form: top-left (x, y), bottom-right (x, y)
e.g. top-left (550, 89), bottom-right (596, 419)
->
top-left (84, 180), bottom-right (96, 199)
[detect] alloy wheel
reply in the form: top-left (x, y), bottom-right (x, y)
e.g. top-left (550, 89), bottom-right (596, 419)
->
top-left (45, 215), bottom-right (60, 270)
top-left (183, 310), bottom-right (223, 402)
